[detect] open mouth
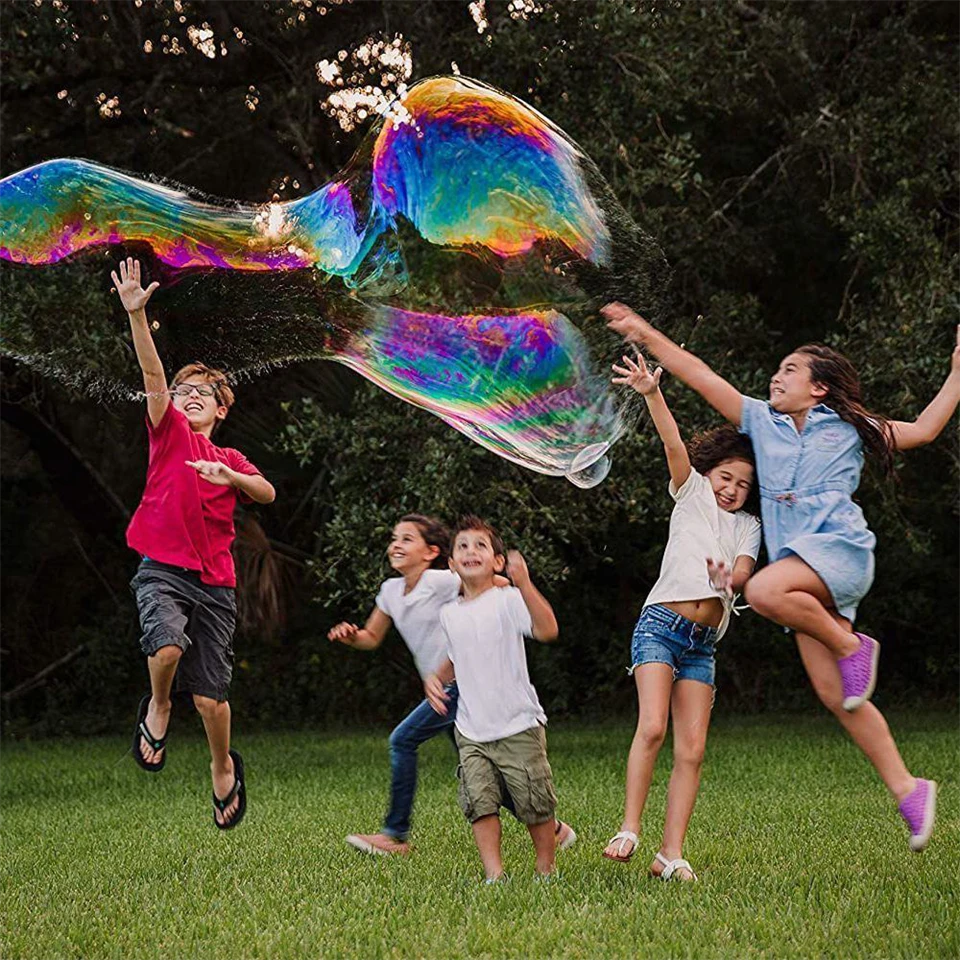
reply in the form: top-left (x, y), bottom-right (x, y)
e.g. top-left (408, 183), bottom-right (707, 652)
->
top-left (184, 401), bottom-right (204, 413)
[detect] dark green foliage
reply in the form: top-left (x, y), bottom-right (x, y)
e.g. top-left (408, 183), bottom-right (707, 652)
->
top-left (2, 1), bottom-right (957, 734)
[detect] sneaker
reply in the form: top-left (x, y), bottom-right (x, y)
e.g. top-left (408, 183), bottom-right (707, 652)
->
top-left (345, 832), bottom-right (411, 856)
top-left (898, 779), bottom-right (937, 852)
top-left (838, 633), bottom-right (879, 711)
top-left (483, 872), bottom-right (509, 885)
top-left (555, 820), bottom-right (578, 851)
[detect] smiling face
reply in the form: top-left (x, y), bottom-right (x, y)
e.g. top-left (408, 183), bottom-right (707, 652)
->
top-left (171, 376), bottom-right (228, 435)
top-left (387, 521), bottom-right (440, 574)
top-left (705, 457), bottom-right (754, 513)
top-left (449, 528), bottom-right (505, 585)
top-left (769, 353), bottom-right (827, 413)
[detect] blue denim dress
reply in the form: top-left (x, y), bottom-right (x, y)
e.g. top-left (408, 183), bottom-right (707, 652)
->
top-left (739, 396), bottom-right (876, 621)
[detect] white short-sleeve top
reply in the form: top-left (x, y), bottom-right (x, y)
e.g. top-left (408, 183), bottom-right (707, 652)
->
top-left (375, 569), bottom-right (462, 679)
top-left (643, 469), bottom-right (762, 640)
top-left (440, 585), bottom-right (547, 743)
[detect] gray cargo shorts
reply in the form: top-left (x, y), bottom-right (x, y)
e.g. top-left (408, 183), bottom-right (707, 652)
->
top-left (130, 559), bottom-right (236, 702)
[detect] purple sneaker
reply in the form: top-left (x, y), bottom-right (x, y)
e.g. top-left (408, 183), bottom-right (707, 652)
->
top-left (838, 633), bottom-right (879, 711)
top-left (899, 778), bottom-right (937, 852)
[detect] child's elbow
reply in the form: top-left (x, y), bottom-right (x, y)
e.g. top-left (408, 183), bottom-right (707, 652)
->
top-left (535, 624), bottom-right (559, 643)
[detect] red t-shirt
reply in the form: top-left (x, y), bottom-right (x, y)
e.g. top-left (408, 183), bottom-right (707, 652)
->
top-left (126, 404), bottom-right (262, 587)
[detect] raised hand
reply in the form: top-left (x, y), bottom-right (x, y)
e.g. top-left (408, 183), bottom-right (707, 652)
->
top-left (601, 302), bottom-right (652, 342)
top-left (612, 352), bottom-right (663, 395)
top-left (186, 459), bottom-right (235, 486)
top-left (706, 557), bottom-right (733, 598)
top-left (110, 257), bottom-right (159, 314)
top-left (505, 549), bottom-right (531, 588)
top-left (328, 622), bottom-right (360, 644)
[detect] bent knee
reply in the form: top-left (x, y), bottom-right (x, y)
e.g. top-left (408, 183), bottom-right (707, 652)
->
top-left (744, 578), bottom-right (779, 617)
top-left (152, 644), bottom-right (183, 667)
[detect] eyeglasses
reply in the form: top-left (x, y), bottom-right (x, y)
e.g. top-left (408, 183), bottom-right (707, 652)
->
top-left (170, 383), bottom-right (220, 398)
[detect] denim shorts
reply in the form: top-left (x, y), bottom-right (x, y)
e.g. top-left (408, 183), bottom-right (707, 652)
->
top-left (629, 604), bottom-right (718, 687)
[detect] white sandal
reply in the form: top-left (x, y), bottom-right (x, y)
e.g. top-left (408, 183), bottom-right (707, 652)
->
top-left (603, 830), bottom-right (639, 862)
top-left (652, 852), bottom-right (697, 881)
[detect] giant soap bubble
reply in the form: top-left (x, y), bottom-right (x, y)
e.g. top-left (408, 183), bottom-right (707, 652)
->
top-left (0, 76), bottom-right (668, 486)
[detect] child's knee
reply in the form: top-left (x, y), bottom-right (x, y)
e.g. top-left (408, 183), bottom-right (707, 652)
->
top-left (388, 724), bottom-right (415, 755)
top-left (192, 694), bottom-right (225, 718)
top-left (674, 740), bottom-right (706, 768)
top-left (152, 644), bottom-right (183, 667)
top-left (744, 578), bottom-right (776, 617)
top-left (638, 720), bottom-right (668, 750)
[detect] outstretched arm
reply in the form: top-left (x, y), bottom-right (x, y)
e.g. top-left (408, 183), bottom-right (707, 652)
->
top-left (887, 326), bottom-right (960, 451)
top-left (604, 302), bottom-right (744, 426)
top-left (111, 257), bottom-right (166, 427)
top-left (327, 606), bottom-right (392, 650)
top-left (612, 352), bottom-right (691, 489)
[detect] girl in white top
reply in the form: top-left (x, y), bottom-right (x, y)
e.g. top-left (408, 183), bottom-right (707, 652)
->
top-left (602, 353), bottom-right (761, 881)
top-left (328, 514), bottom-right (461, 855)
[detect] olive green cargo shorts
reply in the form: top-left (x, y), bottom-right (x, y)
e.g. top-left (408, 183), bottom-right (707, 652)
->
top-left (454, 724), bottom-right (557, 825)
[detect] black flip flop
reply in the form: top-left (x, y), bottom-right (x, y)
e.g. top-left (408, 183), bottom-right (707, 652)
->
top-left (132, 695), bottom-right (168, 772)
top-left (213, 748), bottom-right (246, 830)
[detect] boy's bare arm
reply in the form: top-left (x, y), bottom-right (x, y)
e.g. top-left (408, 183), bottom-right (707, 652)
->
top-left (185, 461), bottom-right (277, 503)
top-left (505, 551), bottom-right (558, 642)
top-left (230, 470), bottom-right (276, 504)
top-left (111, 258), bottom-right (167, 427)
top-left (425, 659), bottom-right (455, 715)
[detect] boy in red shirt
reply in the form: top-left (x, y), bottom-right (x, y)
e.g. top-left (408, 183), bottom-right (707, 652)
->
top-left (113, 257), bottom-right (275, 829)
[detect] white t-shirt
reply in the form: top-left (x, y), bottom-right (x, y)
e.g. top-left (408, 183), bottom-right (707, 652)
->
top-left (375, 569), bottom-right (462, 679)
top-left (440, 585), bottom-right (547, 743)
top-left (643, 469), bottom-right (762, 640)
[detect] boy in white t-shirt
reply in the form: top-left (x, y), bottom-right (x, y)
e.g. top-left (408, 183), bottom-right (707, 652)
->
top-left (425, 516), bottom-right (561, 883)
top-left (601, 352), bottom-right (761, 881)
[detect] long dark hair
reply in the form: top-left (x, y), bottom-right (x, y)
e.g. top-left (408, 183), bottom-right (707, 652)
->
top-left (795, 344), bottom-right (894, 476)
top-left (687, 425), bottom-right (760, 516)
top-left (398, 514), bottom-right (451, 569)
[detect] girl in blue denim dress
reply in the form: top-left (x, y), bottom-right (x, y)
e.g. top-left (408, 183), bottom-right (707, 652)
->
top-left (605, 305), bottom-right (960, 853)
top-left (602, 353), bottom-right (761, 881)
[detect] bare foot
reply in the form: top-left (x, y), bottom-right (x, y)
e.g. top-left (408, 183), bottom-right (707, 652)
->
top-left (212, 755), bottom-right (240, 827)
top-left (345, 833), bottom-right (411, 855)
top-left (139, 698), bottom-right (171, 765)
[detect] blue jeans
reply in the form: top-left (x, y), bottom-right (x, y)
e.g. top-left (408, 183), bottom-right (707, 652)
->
top-left (382, 683), bottom-right (460, 841)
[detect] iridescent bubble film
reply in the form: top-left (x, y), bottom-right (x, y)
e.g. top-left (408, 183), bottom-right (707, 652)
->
top-left (0, 76), bottom-right (667, 485)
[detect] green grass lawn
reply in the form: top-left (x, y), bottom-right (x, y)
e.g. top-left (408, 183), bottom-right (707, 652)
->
top-left (1, 712), bottom-right (956, 959)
